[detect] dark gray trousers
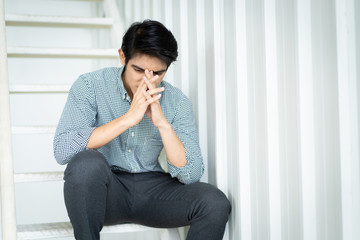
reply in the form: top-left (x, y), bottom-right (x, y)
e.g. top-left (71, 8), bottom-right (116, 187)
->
top-left (64, 150), bottom-right (231, 240)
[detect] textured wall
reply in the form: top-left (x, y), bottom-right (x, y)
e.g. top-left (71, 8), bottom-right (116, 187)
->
top-left (118, 0), bottom-right (360, 239)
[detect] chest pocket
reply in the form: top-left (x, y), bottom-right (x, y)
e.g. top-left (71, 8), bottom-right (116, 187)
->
top-left (139, 137), bottom-right (164, 167)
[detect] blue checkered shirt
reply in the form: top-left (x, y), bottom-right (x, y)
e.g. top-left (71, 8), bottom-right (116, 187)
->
top-left (53, 67), bottom-right (204, 184)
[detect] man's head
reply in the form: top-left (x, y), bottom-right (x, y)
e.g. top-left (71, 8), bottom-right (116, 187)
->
top-left (119, 20), bottom-right (178, 97)
top-left (119, 20), bottom-right (178, 68)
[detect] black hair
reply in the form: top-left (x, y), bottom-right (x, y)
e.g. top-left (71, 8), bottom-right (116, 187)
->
top-left (121, 20), bottom-right (178, 68)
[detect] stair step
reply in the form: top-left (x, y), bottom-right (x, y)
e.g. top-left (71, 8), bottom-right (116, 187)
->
top-left (9, 84), bottom-right (70, 93)
top-left (7, 47), bottom-right (119, 58)
top-left (14, 172), bottom-right (64, 183)
top-left (5, 14), bottom-right (113, 28)
top-left (12, 126), bottom-right (56, 134)
top-left (60, 0), bottom-right (104, 1)
top-left (17, 222), bottom-right (157, 239)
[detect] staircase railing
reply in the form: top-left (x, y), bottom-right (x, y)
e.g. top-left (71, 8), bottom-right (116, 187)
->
top-left (0, 0), bottom-right (17, 239)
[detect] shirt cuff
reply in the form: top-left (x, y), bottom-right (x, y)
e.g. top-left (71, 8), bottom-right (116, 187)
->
top-left (167, 161), bottom-right (192, 184)
top-left (71, 127), bottom-right (96, 151)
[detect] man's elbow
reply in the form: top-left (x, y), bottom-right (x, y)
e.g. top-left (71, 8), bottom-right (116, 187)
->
top-left (178, 167), bottom-right (204, 185)
top-left (53, 140), bottom-right (70, 165)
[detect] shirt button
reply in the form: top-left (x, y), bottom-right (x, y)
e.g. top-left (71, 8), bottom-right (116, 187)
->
top-left (131, 132), bottom-right (135, 137)
top-left (128, 149), bottom-right (131, 153)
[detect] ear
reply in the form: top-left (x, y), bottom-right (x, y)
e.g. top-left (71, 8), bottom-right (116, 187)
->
top-left (118, 48), bottom-right (126, 66)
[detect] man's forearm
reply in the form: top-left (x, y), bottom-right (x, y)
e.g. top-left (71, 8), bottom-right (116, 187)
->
top-left (158, 122), bottom-right (187, 168)
top-left (86, 114), bottom-right (132, 149)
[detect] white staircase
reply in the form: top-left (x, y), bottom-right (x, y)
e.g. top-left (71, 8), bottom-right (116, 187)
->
top-left (0, 0), bottom-right (184, 239)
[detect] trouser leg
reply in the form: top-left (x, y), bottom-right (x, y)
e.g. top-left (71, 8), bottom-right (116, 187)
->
top-left (63, 150), bottom-right (131, 240)
top-left (64, 150), bottom-right (231, 240)
top-left (130, 172), bottom-right (232, 240)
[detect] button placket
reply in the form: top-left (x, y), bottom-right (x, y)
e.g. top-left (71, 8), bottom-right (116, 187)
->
top-left (126, 126), bottom-right (137, 156)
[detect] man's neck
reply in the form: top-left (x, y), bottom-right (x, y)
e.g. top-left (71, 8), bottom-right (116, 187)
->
top-left (121, 71), bottom-right (134, 100)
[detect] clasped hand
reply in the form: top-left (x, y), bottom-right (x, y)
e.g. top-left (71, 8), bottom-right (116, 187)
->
top-left (127, 69), bottom-right (167, 128)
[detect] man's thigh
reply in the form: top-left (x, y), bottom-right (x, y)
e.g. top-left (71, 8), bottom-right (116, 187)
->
top-left (103, 170), bottom-right (135, 225)
top-left (129, 172), bottom-right (228, 228)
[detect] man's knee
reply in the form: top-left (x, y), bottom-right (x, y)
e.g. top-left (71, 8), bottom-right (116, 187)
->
top-left (64, 149), bottom-right (109, 183)
top-left (194, 183), bottom-right (232, 222)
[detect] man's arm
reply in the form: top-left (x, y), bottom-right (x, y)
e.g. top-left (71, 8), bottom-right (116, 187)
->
top-left (53, 76), bottom-right (97, 165)
top-left (54, 74), bottom-right (164, 164)
top-left (143, 71), bottom-right (204, 183)
top-left (157, 122), bottom-right (187, 168)
top-left (86, 76), bottom-right (164, 149)
top-left (142, 72), bottom-right (187, 168)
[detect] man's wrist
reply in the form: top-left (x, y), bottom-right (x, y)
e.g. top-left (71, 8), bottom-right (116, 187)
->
top-left (156, 120), bottom-right (171, 131)
top-left (122, 112), bottom-right (136, 128)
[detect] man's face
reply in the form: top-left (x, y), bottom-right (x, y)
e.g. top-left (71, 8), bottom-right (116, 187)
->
top-left (122, 53), bottom-right (167, 96)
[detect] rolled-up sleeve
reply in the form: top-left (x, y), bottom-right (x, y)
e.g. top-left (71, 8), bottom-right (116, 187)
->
top-left (53, 76), bottom-right (97, 165)
top-left (168, 97), bottom-right (204, 184)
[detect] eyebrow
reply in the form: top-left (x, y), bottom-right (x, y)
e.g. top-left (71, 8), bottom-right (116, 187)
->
top-left (131, 64), bottom-right (167, 75)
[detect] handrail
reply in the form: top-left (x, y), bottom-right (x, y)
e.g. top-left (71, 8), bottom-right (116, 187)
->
top-left (0, 0), bottom-right (17, 239)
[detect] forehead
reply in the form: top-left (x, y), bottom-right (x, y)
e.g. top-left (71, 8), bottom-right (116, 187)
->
top-left (128, 54), bottom-right (167, 71)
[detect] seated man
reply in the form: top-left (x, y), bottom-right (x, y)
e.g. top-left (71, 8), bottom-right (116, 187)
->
top-left (53, 20), bottom-right (231, 240)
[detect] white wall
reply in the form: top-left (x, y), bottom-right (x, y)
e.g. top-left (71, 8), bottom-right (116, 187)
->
top-left (118, 0), bottom-right (360, 239)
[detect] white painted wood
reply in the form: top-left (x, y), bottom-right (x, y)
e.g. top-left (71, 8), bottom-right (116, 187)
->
top-left (159, 228), bottom-right (181, 240)
top-left (212, 0), bottom-right (228, 194)
top-left (0, 0), bottom-right (17, 238)
top-left (133, 0), bottom-right (142, 22)
top-left (11, 126), bottom-right (56, 135)
top-left (163, 0), bottom-right (175, 85)
top-left (9, 85), bottom-right (71, 93)
top-left (5, 14), bottom-right (113, 27)
top-left (59, 0), bottom-right (104, 1)
top-left (235, 1), bottom-right (252, 240)
top-left (179, 0), bottom-right (189, 97)
top-left (17, 222), bottom-right (161, 240)
top-left (297, 0), bottom-right (317, 239)
top-left (264, 0), bottom-right (281, 239)
top-left (7, 47), bottom-right (118, 58)
top-left (142, 0), bottom-right (151, 19)
top-left (336, 0), bottom-right (360, 240)
top-left (103, 0), bottom-right (124, 47)
top-left (152, 0), bottom-right (162, 21)
top-left (14, 172), bottom-right (64, 183)
top-left (212, 1), bottom-right (229, 239)
top-left (196, 0), bottom-right (208, 183)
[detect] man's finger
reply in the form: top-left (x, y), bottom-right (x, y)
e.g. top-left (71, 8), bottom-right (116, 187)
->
top-left (133, 78), bottom-right (148, 103)
top-left (143, 76), bottom-right (158, 91)
top-left (147, 87), bottom-right (164, 96)
top-left (142, 89), bottom-right (161, 104)
top-left (145, 69), bottom-right (159, 86)
top-left (134, 77), bottom-right (145, 95)
top-left (145, 69), bottom-right (153, 80)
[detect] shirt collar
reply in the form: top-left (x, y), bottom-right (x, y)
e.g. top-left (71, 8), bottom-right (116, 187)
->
top-left (117, 66), bottom-right (130, 102)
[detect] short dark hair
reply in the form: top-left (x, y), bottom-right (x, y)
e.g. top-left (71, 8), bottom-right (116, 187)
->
top-left (121, 20), bottom-right (178, 68)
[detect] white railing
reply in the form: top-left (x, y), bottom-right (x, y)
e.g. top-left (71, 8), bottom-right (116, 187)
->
top-left (0, 0), bottom-right (17, 239)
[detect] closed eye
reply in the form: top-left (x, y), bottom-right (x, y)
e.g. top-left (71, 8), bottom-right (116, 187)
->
top-left (153, 71), bottom-right (166, 76)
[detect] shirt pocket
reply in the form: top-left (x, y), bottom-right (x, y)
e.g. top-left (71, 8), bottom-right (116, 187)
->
top-left (139, 137), bottom-right (164, 167)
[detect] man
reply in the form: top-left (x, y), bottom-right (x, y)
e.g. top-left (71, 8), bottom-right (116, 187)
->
top-left (54, 20), bottom-right (231, 240)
